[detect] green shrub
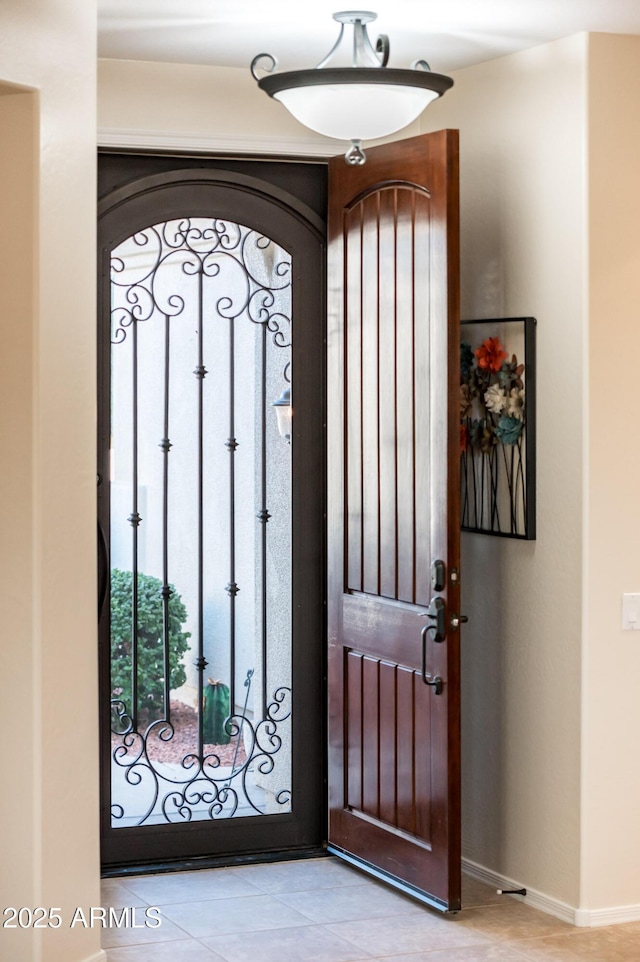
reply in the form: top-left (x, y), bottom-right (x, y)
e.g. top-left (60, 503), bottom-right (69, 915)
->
top-left (110, 568), bottom-right (191, 720)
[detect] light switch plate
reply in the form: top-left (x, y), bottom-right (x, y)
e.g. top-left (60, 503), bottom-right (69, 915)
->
top-left (622, 593), bottom-right (640, 630)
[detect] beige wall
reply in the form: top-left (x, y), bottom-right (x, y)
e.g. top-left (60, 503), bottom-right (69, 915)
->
top-left (0, 3), bottom-right (100, 962)
top-left (421, 36), bottom-right (588, 908)
top-left (422, 32), bottom-right (640, 917)
top-left (97, 57), bottom-right (422, 155)
top-left (0, 84), bottom-right (38, 959)
top-left (584, 32), bottom-right (640, 913)
top-left (98, 59), bottom-right (315, 146)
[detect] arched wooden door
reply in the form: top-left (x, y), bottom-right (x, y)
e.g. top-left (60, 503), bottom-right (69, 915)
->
top-left (327, 131), bottom-right (462, 911)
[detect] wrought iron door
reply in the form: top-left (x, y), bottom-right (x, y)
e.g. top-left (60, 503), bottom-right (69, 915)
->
top-left (98, 164), bottom-right (325, 868)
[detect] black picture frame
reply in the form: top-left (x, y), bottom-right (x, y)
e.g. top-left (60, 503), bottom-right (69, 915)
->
top-left (460, 317), bottom-right (536, 540)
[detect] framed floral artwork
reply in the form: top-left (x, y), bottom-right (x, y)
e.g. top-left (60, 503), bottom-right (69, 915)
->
top-left (460, 317), bottom-right (536, 539)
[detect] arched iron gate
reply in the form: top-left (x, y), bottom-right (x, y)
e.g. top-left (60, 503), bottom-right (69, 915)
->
top-left (98, 163), bottom-right (326, 869)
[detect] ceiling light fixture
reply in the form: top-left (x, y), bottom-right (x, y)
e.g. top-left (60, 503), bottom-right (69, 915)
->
top-left (251, 10), bottom-right (453, 165)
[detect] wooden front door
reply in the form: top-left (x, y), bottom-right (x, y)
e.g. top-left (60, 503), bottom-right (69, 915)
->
top-left (327, 131), bottom-right (461, 911)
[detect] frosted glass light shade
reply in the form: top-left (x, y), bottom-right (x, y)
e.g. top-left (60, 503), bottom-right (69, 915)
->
top-left (259, 66), bottom-right (453, 144)
top-left (275, 82), bottom-right (440, 141)
top-left (272, 387), bottom-right (292, 442)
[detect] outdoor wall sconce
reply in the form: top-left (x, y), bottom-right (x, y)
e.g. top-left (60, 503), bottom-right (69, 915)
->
top-left (272, 386), bottom-right (292, 443)
top-left (251, 10), bottom-right (453, 165)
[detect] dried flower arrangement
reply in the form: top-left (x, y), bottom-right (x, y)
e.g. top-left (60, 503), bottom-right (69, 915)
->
top-left (460, 320), bottom-right (535, 538)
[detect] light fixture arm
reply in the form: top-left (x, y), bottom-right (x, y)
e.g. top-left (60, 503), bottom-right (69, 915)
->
top-left (250, 52), bottom-right (278, 81)
top-left (315, 22), bottom-right (345, 69)
top-left (376, 35), bottom-right (390, 67)
top-left (350, 15), bottom-right (383, 67)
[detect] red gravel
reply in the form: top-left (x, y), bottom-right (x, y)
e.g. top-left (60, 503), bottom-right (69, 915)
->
top-left (111, 699), bottom-right (246, 768)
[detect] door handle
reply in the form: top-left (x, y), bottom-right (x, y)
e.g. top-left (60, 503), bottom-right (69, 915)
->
top-left (421, 625), bottom-right (443, 695)
top-left (417, 596), bottom-right (446, 642)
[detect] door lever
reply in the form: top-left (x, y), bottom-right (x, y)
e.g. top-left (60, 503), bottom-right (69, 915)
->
top-left (417, 596), bottom-right (446, 642)
top-left (421, 625), bottom-right (443, 695)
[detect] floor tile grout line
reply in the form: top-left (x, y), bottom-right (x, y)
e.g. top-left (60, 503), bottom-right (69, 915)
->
top-left (199, 920), bottom-right (381, 961)
top-left (106, 888), bottom-right (272, 907)
top-left (501, 937), bottom-right (584, 962)
top-left (268, 888), bottom-right (430, 923)
top-left (108, 875), bottom-right (371, 901)
top-left (103, 863), bottom-right (365, 897)
top-left (102, 933), bottom-right (204, 951)
top-left (319, 921), bottom-right (500, 957)
top-left (194, 934), bottom-right (241, 962)
top-left (102, 910), bottom-right (207, 948)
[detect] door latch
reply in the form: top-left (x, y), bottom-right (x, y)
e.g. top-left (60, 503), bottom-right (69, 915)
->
top-left (450, 614), bottom-right (469, 630)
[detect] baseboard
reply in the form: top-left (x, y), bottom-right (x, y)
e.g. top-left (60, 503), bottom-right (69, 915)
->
top-left (462, 857), bottom-right (576, 925)
top-left (463, 856), bottom-right (577, 924)
top-left (462, 857), bottom-right (640, 927)
top-left (573, 904), bottom-right (640, 927)
top-left (97, 126), bottom-right (345, 158)
top-left (83, 951), bottom-right (107, 962)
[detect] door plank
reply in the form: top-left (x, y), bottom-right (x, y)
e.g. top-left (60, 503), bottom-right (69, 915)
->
top-left (378, 188), bottom-right (398, 600)
top-left (396, 189), bottom-right (417, 604)
top-left (414, 669), bottom-right (433, 844)
top-left (346, 207), bottom-right (364, 593)
top-left (346, 650), bottom-right (363, 813)
top-left (362, 655), bottom-right (380, 818)
top-left (414, 188), bottom-right (433, 607)
top-left (396, 665), bottom-right (416, 836)
top-left (378, 661), bottom-right (398, 827)
top-left (361, 195), bottom-right (380, 597)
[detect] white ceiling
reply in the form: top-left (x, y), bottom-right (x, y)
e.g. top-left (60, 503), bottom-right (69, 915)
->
top-left (98, 0), bottom-right (640, 74)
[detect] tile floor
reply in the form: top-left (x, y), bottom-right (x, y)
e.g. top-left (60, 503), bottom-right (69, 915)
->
top-left (101, 857), bottom-right (640, 961)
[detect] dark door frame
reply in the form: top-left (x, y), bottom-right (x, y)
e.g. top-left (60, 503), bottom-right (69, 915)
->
top-left (98, 157), bottom-right (328, 872)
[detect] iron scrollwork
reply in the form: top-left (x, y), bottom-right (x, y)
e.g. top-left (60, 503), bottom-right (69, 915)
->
top-left (111, 217), bottom-right (292, 367)
top-left (109, 216), bottom-right (293, 827)
top-left (111, 671), bottom-right (292, 825)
